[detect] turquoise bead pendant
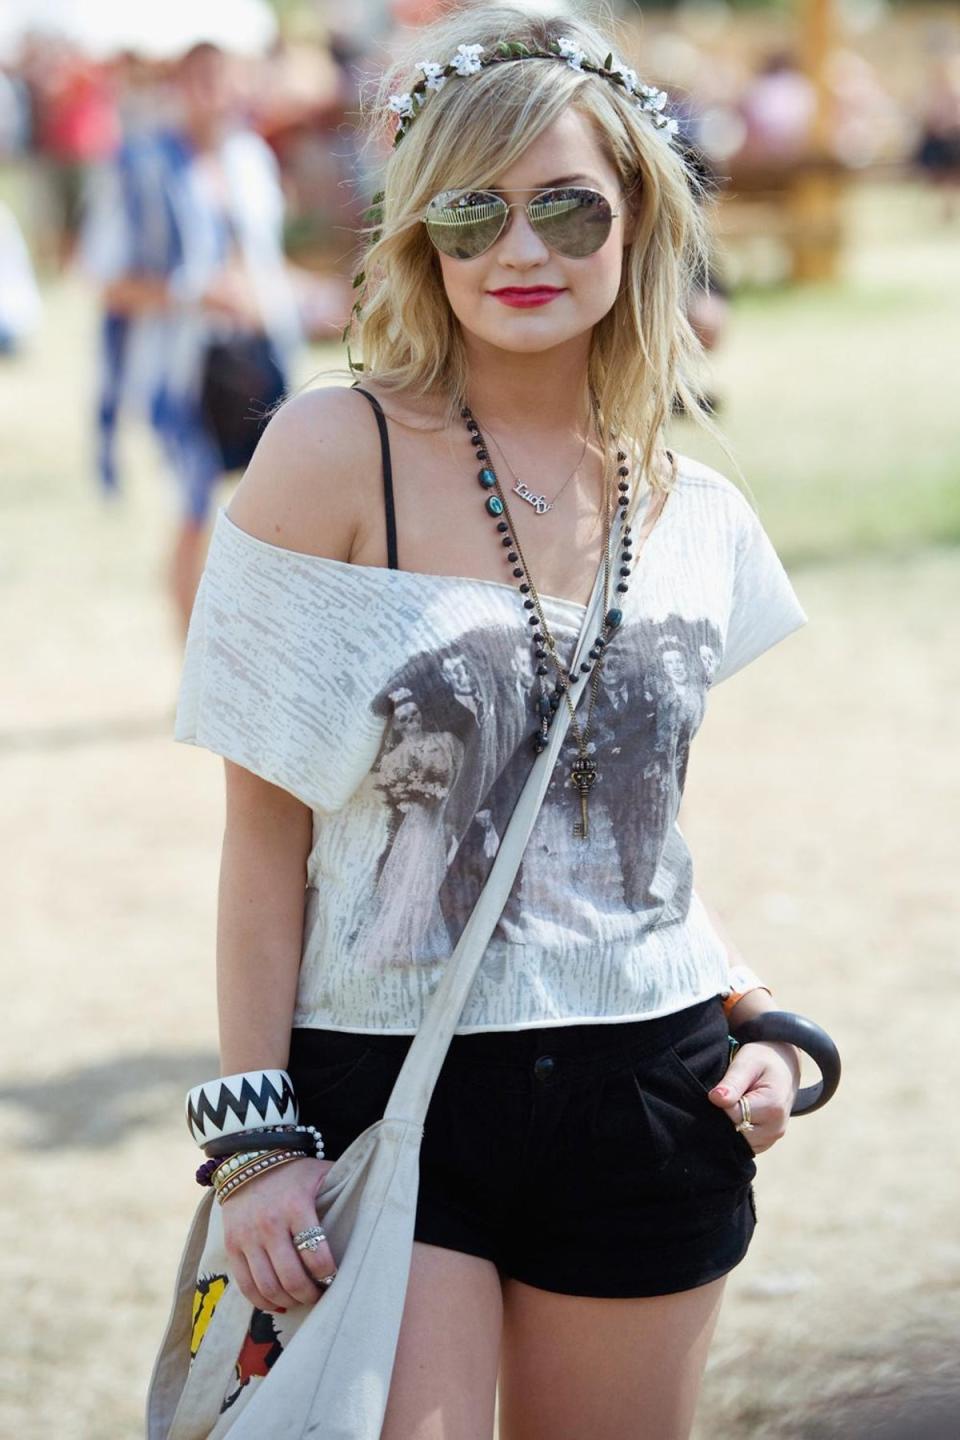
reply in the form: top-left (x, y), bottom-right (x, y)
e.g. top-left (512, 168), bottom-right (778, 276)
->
top-left (486, 495), bottom-right (505, 517)
top-left (478, 468), bottom-right (497, 489)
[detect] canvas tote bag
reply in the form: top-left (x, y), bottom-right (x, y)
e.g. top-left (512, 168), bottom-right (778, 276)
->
top-left (147, 532), bottom-right (619, 1440)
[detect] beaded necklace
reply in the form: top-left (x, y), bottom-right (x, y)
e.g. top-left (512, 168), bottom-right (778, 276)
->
top-left (460, 403), bottom-right (636, 840)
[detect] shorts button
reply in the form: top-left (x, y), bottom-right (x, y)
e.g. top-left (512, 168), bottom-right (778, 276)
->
top-left (533, 1055), bottom-right (556, 1081)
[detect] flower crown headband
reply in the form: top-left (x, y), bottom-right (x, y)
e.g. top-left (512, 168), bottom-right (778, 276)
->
top-left (387, 37), bottom-right (679, 146)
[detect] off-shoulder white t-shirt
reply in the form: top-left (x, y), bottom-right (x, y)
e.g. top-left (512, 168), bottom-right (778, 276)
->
top-left (175, 456), bottom-right (807, 1034)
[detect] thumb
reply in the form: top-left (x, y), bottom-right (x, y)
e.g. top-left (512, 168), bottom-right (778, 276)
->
top-left (708, 1054), bottom-right (758, 1109)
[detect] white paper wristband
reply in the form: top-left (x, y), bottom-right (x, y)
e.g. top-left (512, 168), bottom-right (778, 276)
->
top-left (185, 1069), bottom-right (299, 1148)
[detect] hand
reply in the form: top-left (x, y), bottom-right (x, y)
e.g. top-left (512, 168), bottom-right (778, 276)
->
top-left (221, 1156), bottom-right (338, 1313)
top-left (199, 266), bottom-right (263, 328)
top-left (707, 1040), bottom-right (801, 1154)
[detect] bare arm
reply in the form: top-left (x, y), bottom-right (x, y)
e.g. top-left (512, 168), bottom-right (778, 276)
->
top-left (208, 387), bottom-right (382, 1312)
top-left (217, 761), bottom-right (313, 1074)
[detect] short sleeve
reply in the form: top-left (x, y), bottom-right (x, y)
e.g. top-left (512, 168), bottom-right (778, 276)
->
top-left (712, 508), bottom-right (807, 686)
top-left (174, 511), bottom-right (388, 812)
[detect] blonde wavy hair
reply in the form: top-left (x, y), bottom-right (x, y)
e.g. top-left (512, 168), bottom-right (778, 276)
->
top-left (346, 4), bottom-right (715, 507)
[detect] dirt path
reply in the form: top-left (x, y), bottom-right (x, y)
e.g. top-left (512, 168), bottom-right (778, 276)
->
top-left (1, 284), bottom-right (957, 1438)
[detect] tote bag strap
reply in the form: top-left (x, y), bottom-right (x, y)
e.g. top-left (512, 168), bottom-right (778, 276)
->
top-left (384, 514), bottom-right (622, 1122)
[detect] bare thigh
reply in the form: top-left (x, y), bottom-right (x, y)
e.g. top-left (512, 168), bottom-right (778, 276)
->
top-left (380, 1241), bottom-right (504, 1440)
top-left (498, 1275), bottom-right (727, 1440)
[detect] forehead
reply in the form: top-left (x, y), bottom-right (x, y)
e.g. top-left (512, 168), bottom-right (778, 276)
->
top-left (488, 108), bottom-right (617, 192)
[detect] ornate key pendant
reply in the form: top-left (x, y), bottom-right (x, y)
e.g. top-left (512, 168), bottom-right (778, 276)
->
top-left (570, 756), bottom-right (598, 840)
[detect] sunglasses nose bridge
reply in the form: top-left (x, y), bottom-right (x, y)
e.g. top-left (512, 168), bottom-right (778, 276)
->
top-left (493, 198), bottom-right (552, 261)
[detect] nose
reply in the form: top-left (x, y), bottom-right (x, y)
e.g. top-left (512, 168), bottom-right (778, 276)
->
top-left (495, 205), bottom-right (551, 269)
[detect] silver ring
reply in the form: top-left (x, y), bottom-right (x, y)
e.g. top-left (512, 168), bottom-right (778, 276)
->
top-left (293, 1225), bottom-right (328, 1252)
top-left (318, 1272), bottom-right (337, 1288)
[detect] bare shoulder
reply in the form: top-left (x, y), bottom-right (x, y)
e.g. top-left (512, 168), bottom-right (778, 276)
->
top-left (226, 385), bottom-right (383, 561)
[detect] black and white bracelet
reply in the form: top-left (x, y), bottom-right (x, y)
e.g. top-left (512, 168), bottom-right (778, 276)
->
top-left (185, 1069), bottom-right (299, 1148)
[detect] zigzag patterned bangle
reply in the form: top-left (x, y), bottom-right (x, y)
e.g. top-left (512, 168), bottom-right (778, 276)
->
top-left (185, 1069), bottom-right (299, 1148)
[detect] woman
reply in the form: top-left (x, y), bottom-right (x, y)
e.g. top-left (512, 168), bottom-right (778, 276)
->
top-left (175, 8), bottom-right (808, 1437)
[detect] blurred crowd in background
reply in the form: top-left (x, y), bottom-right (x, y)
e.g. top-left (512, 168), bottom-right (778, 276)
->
top-left (0, 0), bottom-right (958, 632)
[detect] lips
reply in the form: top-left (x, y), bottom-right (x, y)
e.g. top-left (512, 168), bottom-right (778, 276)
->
top-left (490, 287), bottom-right (564, 298)
top-left (488, 286), bottom-right (565, 308)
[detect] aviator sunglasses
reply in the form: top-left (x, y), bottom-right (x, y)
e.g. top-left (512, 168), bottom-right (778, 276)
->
top-left (423, 185), bottom-right (619, 261)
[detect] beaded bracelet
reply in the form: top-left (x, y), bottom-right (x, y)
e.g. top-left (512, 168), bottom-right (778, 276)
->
top-left (214, 1150), bottom-right (308, 1204)
top-left (198, 1148), bottom-right (274, 1190)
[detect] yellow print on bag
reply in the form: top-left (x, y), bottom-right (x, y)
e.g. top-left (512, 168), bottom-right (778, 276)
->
top-left (191, 1273), bottom-right (229, 1356)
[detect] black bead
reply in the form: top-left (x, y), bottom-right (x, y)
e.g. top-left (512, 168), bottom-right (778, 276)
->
top-left (617, 582), bottom-right (628, 593)
top-left (620, 566), bottom-right (630, 577)
top-left (520, 583), bottom-right (531, 594)
top-left (624, 525), bottom-right (632, 535)
top-left (594, 636), bottom-right (605, 648)
top-left (512, 567), bottom-right (524, 578)
top-left (618, 465), bottom-right (629, 477)
top-left (533, 632), bottom-right (544, 643)
top-left (528, 616), bottom-right (539, 626)
top-left (460, 406), bottom-right (471, 418)
top-left (524, 599), bottom-right (535, 609)
top-left (501, 537), bottom-right (512, 547)
top-left (536, 664), bottom-right (548, 676)
top-left (476, 449), bottom-right (488, 460)
top-left (618, 480), bottom-right (629, 492)
top-left (471, 435), bottom-right (483, 447)
top-left (531, 733), bottom-right (548, 755)
top-left (549, 694), bottom-right (559, 710)
top-left (497, 521), bottom-right (508, 533)
top-left (580, 661), bottom-right (591, 673)
top-left (534, 648), bottom-right (546, 659)
top-left (622, 547), bottom-right (633, 558)
top-left (617, 449), bottom-right (626, 461)
top-left (508, 551), bottom-right (518, 562)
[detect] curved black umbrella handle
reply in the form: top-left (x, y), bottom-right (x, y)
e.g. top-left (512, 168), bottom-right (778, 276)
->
top-left (730, 1010), bottom-right (841, 1116)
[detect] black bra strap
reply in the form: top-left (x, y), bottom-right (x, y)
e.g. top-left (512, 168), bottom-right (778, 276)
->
top-left (351, 384), bottom-right (398, 571)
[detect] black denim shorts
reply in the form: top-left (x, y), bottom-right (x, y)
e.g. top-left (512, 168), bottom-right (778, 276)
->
top-left (287, 995), bottom-right (756, 1299)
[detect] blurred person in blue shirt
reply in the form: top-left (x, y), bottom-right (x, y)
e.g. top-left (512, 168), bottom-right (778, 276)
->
top-left (80, 42), bottom-right (303, 640)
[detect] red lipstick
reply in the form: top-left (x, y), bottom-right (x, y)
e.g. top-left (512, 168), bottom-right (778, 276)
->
top-left (488, 286), bottom-right (565, 308)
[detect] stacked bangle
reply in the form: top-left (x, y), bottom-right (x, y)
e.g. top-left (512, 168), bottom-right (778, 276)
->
top-left (186, 1069), bottom-right (299, 1148)
top-left (202, 1123), bottom-right (324, 1161)
top-left (213, 1149), bottom-right (308, 1204)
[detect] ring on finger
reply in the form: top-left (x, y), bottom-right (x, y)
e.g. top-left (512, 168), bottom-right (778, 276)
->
top-left (318, 1272), bottom-right (337, 1288)
top-left (735, 1095), bottom-right (756, 1133)
top-left (293, 1225), bottom-right (328, 1253)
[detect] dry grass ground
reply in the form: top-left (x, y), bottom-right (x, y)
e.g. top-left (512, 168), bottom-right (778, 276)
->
top-left (1, 191), bottom-right (957, 1437)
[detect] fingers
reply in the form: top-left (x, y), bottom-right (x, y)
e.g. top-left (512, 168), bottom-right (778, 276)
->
top-left (290, 1220), bottom-right (339, 1290)
top-left (232, 1246), bottom-right (288, 1315)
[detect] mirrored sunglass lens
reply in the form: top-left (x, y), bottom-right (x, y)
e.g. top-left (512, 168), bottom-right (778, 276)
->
top-left (528, 188), bottom-right (613, 257)
top-left (424, 191), bottom-right (507, 259)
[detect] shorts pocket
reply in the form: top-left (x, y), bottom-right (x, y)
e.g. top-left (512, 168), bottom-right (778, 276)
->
top-left (666, 1020), bottom-right (758, 1168)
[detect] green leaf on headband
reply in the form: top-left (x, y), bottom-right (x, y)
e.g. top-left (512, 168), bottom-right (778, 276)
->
top-left (352, 270), bottom-right (365, 289)
top-left (361, 203), bottom-right (383, 223)
top-left (604, 53), bottom-right (613, 70)
top-left (514, 42), bottom-right (530, 56)
top-left (496, 41), bottom-right (511, 56)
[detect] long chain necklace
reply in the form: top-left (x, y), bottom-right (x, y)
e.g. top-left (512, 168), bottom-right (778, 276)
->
top-left (460, 403), bottom-right (636, 840)
top-left (478, 414), bottom-right (592, 518)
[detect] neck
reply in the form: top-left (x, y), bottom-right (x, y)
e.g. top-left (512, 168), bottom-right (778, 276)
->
top-left (461, 334), bottom-right (594, 438)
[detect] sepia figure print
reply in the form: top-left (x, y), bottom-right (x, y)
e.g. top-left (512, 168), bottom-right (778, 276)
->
top-left (356, 611), bottom-right (724, 971)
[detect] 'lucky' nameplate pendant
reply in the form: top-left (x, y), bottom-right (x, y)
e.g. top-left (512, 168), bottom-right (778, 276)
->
top-left (513, 480), bottom-right (550, 516)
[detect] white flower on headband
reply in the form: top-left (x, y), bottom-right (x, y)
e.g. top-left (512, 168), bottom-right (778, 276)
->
top-left (637, 83), bottom-right (668, 112)
top-left (387, 92), bottom-right (416, 119)
top-left (417, 60), bottom-right (447, 91)
top-left (451, 44), bottom-right (484, 77)
top-left (619, 67), bottom-right (639, 95)
top-left (556, 36), bottom-right (587, 71)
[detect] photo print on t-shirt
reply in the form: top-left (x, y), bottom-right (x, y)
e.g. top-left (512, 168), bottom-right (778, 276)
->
top-left (353, 613), bottom-right (723, 970)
